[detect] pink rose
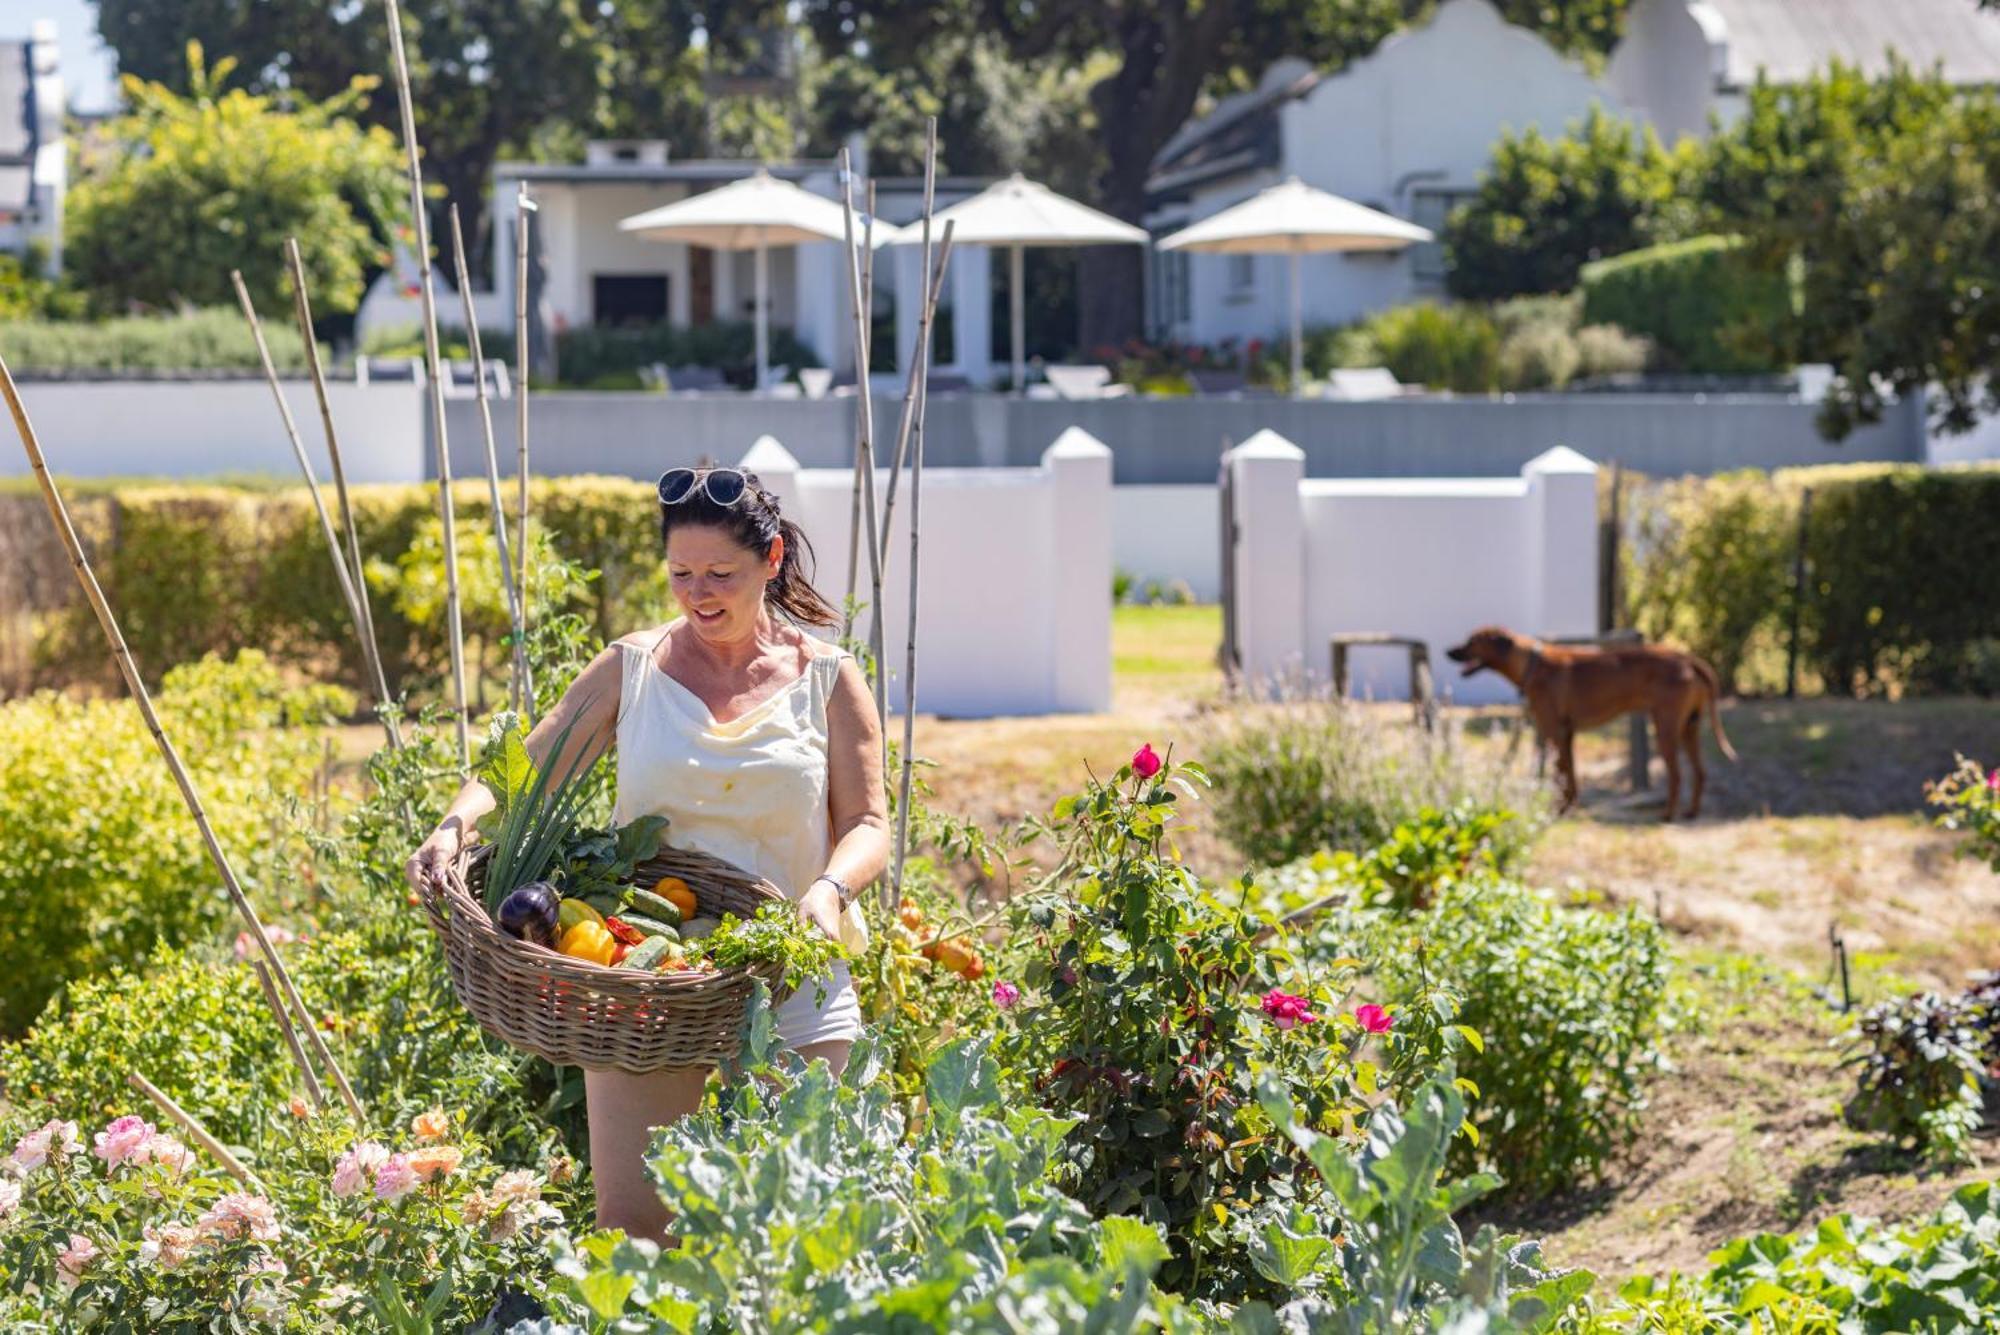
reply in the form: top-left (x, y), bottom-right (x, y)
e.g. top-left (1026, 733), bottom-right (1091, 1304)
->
top-left (57, 1233), bottom-right (99, 1289)
top-left (197, 1192), bottom-right (280, 1243)
top-left (375, 1153), bottom-right (421, 1202)
top-left (1261, 989), bottom-right (1318, 1030)
top-left (0, 1179), bottom-right (20, 1219)
top-left (139, 1222), bottom-right (200, 1270)
top-left (1354, 1003), bottom-right (1395, 1034)
top-left (1131, 743), bottom-right (1163, 780)
top-left (992, 980), bottom-right (1020, 1010)
top-left (93, 1115), bottom-right (156, 1169)
top-left (1988, 768), bottom-right (1999, 793)
top-left (137, 1135), bottom-right (194, 1180)
top-left (331, 1141), bottom-right (390, 1199)
top-left (11, 1119), bottom-right (81, 1174)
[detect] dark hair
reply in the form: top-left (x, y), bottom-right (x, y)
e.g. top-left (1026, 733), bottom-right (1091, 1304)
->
top-left (658, 471), bottom-right (841, 628)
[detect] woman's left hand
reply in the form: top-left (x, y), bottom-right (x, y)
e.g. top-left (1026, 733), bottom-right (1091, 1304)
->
top-left (799, 877), bottom-right (844, 941)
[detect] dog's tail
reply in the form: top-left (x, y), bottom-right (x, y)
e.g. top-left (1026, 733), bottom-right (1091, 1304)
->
top-left (1692, 656), bottom-right (1739, 762)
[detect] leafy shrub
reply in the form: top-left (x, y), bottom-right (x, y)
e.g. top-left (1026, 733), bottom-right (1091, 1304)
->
top-left (0, 652), bottom-right (346, 1034)
top-left (1445, 105), bottom-right (1702, 301)
top-left (1573, 322), bottom-right (1651, 379)
top-left (1841, 991), bottom-right (1986, 1163)
top-left (1496, 321), bottom-right (1582, 391)
top-left (1589, 1181), bottom-right (2000, 1332)
top-left (1370, 880), bottom-right (1674, 1199)
top-left (1580, 234), bottom-right (1793, 374)
top-left (1347, 302), bottom-right (1501, 394)
top-left (1930, 756), bottom-right (2000, 873)
top-left (558, 1022), bottom-right (1181, 1331)
top-left (1202, 700), bottom-right (1547, 868)
top-left (554, 319), bottom-right (821, 388)
top-left (12, 477), bottom-right (672, 700)
top-left (1623, 463), bottom-right (2000, 697)
top-left (0, 307), bottom-right (309, 375)
top-left (360, 322), bottom-right (517, 364)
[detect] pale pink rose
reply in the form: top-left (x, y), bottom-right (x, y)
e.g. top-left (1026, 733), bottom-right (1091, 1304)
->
top-left (56, 1233), bottom-right (99, 1289)
top-left (330, 1141), bottom-right (390, 1199)
top-left (0, 1178), bottom-right (20, 1218)
top-left (374, 1153), bottom-right (421, 1202)
top-left (405, 1144), bottom-right (463, 1183)
top-left (138, 1135), bottom-right (195, 1179)
top-left (93, 1115), bottom-right (156, 1169)
top-left (138, 1222), bottom-right (201, 1270)
top-left (197, 1192), bottom-right (280, 1243)
top-left (233, 925), bottom-right (299, 961)
top-left (11, 1119), bottom-right (81, 1174)
top-left (490, 1169), bottom-right (542, 1206)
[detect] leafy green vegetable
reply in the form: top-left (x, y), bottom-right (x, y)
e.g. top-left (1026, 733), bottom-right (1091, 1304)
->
top-left (472, 712), bottom-right (603, 912)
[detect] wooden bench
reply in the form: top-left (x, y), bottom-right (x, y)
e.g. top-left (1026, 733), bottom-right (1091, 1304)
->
top-left (1328, 634), bottom-right (1435, 730)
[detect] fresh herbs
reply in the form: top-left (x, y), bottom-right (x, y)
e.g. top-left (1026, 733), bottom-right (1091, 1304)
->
top-left (707, 902), bottom-right (845, 983)
top-left (555, 817), bottom-right (669, 904)
top-left (472, 712), bottom-right (601, 913)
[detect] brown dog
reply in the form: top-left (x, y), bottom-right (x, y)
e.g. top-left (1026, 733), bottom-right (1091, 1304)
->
top-left (1445, 626), bottom-right (1737, 819)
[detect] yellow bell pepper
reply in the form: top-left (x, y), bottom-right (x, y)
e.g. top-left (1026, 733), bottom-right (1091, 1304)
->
top-left (557, 920), bottom-right (617, 967)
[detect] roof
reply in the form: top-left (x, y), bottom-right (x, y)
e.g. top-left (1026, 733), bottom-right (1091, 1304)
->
top-left (1148, 58), bottom-right (1315, 198)
top-left (491, 159), bottom-right (833, 186)
top-left (1702, 0), bottom-right (2000, 87)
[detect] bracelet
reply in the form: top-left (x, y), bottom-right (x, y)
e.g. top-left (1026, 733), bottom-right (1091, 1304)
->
top-left (812, 874), bottom-right (854, 908)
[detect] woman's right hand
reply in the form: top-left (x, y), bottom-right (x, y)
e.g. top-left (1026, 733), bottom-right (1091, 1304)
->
top-left (405, 822), bottom-right (463, 895)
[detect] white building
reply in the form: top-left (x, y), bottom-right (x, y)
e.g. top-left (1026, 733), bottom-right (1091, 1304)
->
top-left (0, 20), bottom-right (67, 273)
top-left (1143, 0), bottom-right (1612, 346)
top-left (354, 140), bottom-right (1002, 385)
top-left (1608, 0), bottom-right (2000, 145)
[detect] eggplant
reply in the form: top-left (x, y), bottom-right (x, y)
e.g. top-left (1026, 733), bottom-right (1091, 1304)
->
top-left (496, 881), bottom-right (562, 948)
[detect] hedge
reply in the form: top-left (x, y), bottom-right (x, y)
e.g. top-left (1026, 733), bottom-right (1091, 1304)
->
top-left (0, 307), bottom-right (309, 375)
top-left (1580, 234), bottom-right (1791, 374)
top-left (1626, 463), bottom-right (2000, 696)
top-left (555, 319), bottom-right (821, 388)
top-left (0, 477), bottom-right (676, 701)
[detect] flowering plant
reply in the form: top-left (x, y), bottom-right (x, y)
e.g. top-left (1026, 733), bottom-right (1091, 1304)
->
top-left (1929, 755), bottom-right (2000, 874)
top-left (0, 1100), bottom-right (575, 1327)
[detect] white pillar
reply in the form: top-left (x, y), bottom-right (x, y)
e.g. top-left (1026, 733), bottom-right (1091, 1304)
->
top-left (950, 246), bottom-right (993, 386)
top-left (795, 239), bottom-right (847, 374)
top-left (738, 434), bottom-right (802, 509)
top-left (1045, 427), bottom-right (1115, 711)
top-left (892, 243), bottom-right (924, 382)
top-left (1522, 445), bottom-right (1599, 637)
top-left (1224, 428), bottom-right (1307, 691)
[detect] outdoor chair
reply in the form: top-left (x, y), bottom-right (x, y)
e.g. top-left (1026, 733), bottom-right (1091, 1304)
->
top-left (1043, 364), bottom-right (1113, 400)
top-left (1323, 367), bottom-right (1404, 401)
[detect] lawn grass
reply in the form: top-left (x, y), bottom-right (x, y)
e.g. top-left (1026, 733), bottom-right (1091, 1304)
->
top-left (1111, 603), bottom-right (1220, 695)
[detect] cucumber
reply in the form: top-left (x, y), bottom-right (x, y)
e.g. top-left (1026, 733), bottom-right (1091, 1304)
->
top-left (626, 888), bottom-right (684, 927)
top-left (619, 936), bottom-right (671, 971)
top-left (619, 913), bottom-right (680, 941)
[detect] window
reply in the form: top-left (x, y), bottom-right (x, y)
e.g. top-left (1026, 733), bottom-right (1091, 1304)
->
top-left (592, 274), bottom-right (668, 326)
top-left (1149, 246), bottom-right (1191, 336)
top-left (1408, 188), bottom-right (1476, 285)
top-left (1227, 252), bottom-right (1256, 299)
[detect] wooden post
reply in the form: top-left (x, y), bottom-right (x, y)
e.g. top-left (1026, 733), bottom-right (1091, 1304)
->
top-left (836, 150), bottom-right (886, 719)
top-left (129, 1074), bottom-right (265, 1191)
top-left (1, 352), bottom-right (361, 1120)
top-left (383, 0), bottom-right (471, 771)
top-left (253, 959), bottom-right (324, 1110)
top-left (841, 179), bottom-right (874, 643)
top-left (1599, 460), bottom-right (1623, 634)
top-left (877, 121), bottom-right (939, 573)
top-left (1786, 487), bottom-right (1813, 700)
top-left (281, 239), bottom-right (401, 750)
top-left (448, 204), bottom-right (531, 719)
top-left (890, 223), bottom-right (956, 907)
top-left (514, 185), bottom-right (537, 721)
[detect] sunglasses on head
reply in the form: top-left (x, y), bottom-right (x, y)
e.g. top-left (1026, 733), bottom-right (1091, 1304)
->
top-left (657, 467), bottom-right (752, 508)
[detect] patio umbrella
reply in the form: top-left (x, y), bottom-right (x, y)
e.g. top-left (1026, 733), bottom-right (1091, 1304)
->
top-left (904, 173), bottom-right (1147, 394)
top-left (1158, 177), bottom-right (1432, 397)
top-left (619, 170), bottom-right (898, 392)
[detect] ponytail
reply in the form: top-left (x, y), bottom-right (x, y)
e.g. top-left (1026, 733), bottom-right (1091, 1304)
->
top-left (767, 516), bottom-right (840, 628)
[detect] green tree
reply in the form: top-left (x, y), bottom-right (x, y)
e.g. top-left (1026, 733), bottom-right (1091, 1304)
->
top-left (64, 43), bottom-right (404, 315)
top-left (1705, 62), bottom-right (2000, 439)
top-left (1444, 104), bottom-right (1701, 300)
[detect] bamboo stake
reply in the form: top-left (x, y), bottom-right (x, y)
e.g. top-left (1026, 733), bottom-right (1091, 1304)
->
top-left (282, 239), bottom-right (402, 751)
top-left (383, 0), bottom-right (471, 772)
top-left (0, 352), bottom-right (358, 1120)
top-left (129, 1074), bottom-right (265, 1192)
top-left (447, 204), bottom-right (531, 720)
top-left (890, 222), bottom-right (955, 907)
top-left (232, 272), bottom-right (377, 663)
top-left (514, 185), bottom-right (537, 722)
top-left (879, 121), bottom-right (939, 571)
top-left (841, 182), bottom-right (874, 643)
top-left (253, 959), bottom-right (325, 1110)
top-left (836, 149), bottom-right (885, 710)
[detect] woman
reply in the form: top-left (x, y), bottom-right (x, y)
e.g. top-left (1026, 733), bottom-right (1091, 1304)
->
top-left (405, 466), bottom-right (888, 1240)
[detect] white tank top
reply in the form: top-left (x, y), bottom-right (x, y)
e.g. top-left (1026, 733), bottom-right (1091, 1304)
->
top-left (610, 623), bottom-right (869, 954)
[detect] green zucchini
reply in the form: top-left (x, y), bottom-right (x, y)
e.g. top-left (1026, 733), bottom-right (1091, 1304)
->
top-left (619, 913), bottom-right (680, 941)
top-left (618, 936), bottom-right (672, 971)
top-left (626, 888), bottom-right (685, 926)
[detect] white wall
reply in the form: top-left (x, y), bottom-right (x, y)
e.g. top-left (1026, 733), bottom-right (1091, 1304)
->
top-left (1225, 434), bottom-right (1598, 705)
top-left (1605, 0), bottom-right (1723, 145)
top-left (1114, 484), bottom-right (1220, 600)
top-left (0, 380), bottom-right (431, 484)
top-left (736, 428), bottom-right (1113, 717)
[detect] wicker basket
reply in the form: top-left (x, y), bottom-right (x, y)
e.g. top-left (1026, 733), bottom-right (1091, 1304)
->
top-left (423, 842), bottom-right (793, 1072)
